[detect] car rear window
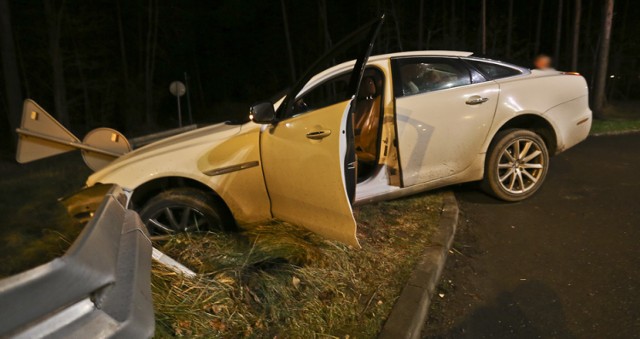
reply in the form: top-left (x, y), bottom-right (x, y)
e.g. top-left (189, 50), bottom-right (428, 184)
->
top-left (467, 60), bottom-right (523, 80)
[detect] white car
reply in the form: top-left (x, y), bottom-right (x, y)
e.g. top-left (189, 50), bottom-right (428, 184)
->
top-left (19, 18), bottom-right (591, 247)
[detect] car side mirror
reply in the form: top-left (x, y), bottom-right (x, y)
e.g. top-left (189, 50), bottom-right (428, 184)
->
top-left (249, 102), bottom-right (276, 124)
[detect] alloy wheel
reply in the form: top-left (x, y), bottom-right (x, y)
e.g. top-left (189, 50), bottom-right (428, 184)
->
top-left (496, 138), bottom-right (545, 194)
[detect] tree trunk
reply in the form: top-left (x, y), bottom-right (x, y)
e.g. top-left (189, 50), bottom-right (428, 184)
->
top-left (554, 0), bottom-right (564, 66)
top-left (534, 0), bottom-right (544, 56)
top-left (571, 0), bottom-right (581, 70)
top-left (450, 0), bottom-right (457, 49)
top-left (0, 0), bottom-right (22, 146)
top-left (390, 0), bottom-right (403, 51)
top-left (593, 0), bottom-right (615, 118)
top-left (318, 0), bottom-right (332, 52)
top-left (481, 0), bottom-right (487, 54)
top-left (280, 0), bottom-right (296, 83)
top-left (72, 38), bottom-right (91, 129)
top-left (44, 0), bottom-right (70, 127)
top-left (116, 0), bottom-right (129, 85)
top-left (506, 0), bottom-right (513, 58)
top-left (144, 0), bottom-right (159, 126)
top-left (418, 0), bottom-right (424, 50)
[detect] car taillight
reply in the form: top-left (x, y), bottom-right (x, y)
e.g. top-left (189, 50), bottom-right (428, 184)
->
top-left (562, 71), bottom-right (581, 76)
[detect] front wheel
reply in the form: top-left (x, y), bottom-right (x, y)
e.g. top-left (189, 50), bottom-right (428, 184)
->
top-left (482, 129), bottom-right (550, 201)
top-left (138, 187), bottom-right (234, 235)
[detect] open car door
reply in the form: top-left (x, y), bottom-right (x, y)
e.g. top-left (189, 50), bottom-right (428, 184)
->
top-left (258, 16), bottom-right (384, 247)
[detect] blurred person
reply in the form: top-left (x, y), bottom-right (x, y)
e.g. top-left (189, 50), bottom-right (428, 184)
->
top-left (533, 54), bottom-right (554, 70)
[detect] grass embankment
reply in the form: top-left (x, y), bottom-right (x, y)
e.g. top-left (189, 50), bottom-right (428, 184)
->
top-left (590, 101), bottom-right (640, 135)
top-left (152, 193), bottom-right (443, 338)
top-left (0, 152), bottom-right (90, 278)
top-left (590, 119), bottom-right (640, 135)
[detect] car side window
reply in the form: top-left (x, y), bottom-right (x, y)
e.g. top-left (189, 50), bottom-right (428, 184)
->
top-left (392, 58), bottom-right (471, 98)
top-left (467, 60), bottom-right (522, 80)
top-left (291, 73), bottom-right (351, 116)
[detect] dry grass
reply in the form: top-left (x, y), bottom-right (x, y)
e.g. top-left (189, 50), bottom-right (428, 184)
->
top-left (0, 151), bottom-right (444, 337)
top-left (152, 192), bottom-right (443, 338)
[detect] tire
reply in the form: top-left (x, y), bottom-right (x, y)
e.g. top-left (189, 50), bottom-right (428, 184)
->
top-left (138, 187), bottom-right (234, 235)
top-left (482, 129), bottom-right (550, 202)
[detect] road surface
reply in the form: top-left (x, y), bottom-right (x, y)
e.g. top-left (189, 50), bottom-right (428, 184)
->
top-left (423, 134), bottom-right (640, 338)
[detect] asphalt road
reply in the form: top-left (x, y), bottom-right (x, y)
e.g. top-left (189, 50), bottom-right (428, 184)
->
top-left (423, 134), bottom-right (640, 338)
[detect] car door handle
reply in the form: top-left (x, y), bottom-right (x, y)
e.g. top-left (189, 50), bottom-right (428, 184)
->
top-left (466, 96), bottom-right (489, 105)
top-left (306, 129), bottom-right (332, 140)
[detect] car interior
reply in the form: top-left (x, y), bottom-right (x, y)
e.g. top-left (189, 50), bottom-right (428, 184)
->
top-left (354, 70), bottom-right (384, 181)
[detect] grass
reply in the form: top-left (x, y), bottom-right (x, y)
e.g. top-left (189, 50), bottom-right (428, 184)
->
top-left (0, 150), bottom-right (444, 337)
top-left (0, 152), bottom-right (91, 278)
top-left (590, 101), bottom-right (640, 135)
top-left (152, 193), bottom-right (443, 338)
top-left (590, 119), bottom-right (640, 135)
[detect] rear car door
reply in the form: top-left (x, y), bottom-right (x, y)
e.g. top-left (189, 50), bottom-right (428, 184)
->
top-left (259, 17), bottom-right (384, 247)
top-left (392, 57), bottom-right (499, 187)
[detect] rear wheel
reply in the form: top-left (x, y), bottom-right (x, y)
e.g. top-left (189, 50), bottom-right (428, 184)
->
top-left (482, 129), bottom-right (549, 201)
top-left (139, 187), bottom-right (234, 235)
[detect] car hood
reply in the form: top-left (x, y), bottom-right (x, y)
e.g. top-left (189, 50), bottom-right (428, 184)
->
top-left (87, 122), bottom-right (242, 185)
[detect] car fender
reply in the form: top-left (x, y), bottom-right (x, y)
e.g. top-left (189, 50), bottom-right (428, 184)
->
top-left (87, 123), bottom-right (272, 224)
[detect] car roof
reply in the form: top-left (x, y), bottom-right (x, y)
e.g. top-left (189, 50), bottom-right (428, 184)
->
top-left (370, 50), bottom-right (473, 61)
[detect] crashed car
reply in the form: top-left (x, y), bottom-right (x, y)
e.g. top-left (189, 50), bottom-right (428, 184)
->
top-left (16, 17), bottom-right (591, 247)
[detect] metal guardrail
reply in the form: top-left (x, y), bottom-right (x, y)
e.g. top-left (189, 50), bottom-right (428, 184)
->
top-left (0, 186), bottom-right (154, 338)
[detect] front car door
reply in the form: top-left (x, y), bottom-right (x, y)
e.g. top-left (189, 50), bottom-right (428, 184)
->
top-left (259, 16), bottom-right (384, 247)
top-left (391, 57), bottom-right (500, 187)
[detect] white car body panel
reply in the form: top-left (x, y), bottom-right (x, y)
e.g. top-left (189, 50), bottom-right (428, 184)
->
top-left (395, 81), bottom-right (500, 187)
top-left (88, 122), bottom-right (273, 224)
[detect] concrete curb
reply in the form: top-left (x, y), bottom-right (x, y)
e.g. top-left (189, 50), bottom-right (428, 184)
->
top-left (378, 191), bottom-right (459, 339)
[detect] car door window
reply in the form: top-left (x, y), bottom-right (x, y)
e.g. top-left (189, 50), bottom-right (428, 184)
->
top-left (466, 60), bottom-right (523, 80)
top-left (291, 73), bottom-right (351, 116)
top-left (392, 58), bottom-right (471, 98)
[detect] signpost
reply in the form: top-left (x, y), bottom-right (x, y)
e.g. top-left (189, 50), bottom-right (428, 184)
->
top-left (169, 81), bottom-right (186, 127)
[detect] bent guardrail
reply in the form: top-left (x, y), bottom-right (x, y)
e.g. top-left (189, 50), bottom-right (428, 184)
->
top-left (0, 186), bottom-right (154, 338)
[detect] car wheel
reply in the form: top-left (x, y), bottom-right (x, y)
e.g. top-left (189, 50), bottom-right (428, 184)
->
top-left (482, 129), bottom-right (549, 201)
top-left (138, 187), bottom-right (234, 235)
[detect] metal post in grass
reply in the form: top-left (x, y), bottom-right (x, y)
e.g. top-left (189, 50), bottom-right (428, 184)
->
top-left (169, 81), bottom-right (186, 127)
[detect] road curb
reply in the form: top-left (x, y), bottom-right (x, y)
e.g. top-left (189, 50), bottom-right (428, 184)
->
top-left (378, 191), bottom-right (459, 339)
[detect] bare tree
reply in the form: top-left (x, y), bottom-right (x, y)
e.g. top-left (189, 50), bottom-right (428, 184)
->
top-left (593, 0), bottom-right (615, 118)
top-left (318, 0), bottom-right (332, 52)
top-left (43, 0), bottom-right (70, 127)
top-left (116, 0), bottom-right (129, 85)
top-left (0, 0), bottom-right (22, 146)
top-left (554, 0), bottom-right (564, 65)
top-left (281, 0), bottom-right (296, 83)
top-left (571, 0), bottom-right (582, 70)
top-left (481, 0), bottom-right (486, 54)
top-left (144, 0), bottom-right (159, 126)
top-left (450, 0), bottom-right (457, 49)
top-left (418, 0), bottom-right (424, 50)
top-left (534, 0), bottom-right (545, 56)
top-left (390, 0), bottom-right (404, 51)
top-left (506, 0), bottom-right (513, 58)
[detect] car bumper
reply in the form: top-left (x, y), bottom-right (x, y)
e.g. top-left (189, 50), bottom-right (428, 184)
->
top-left (544, 95), bottom-right (592, 154)
top-left (59, 183), bottom-right (114, 223)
